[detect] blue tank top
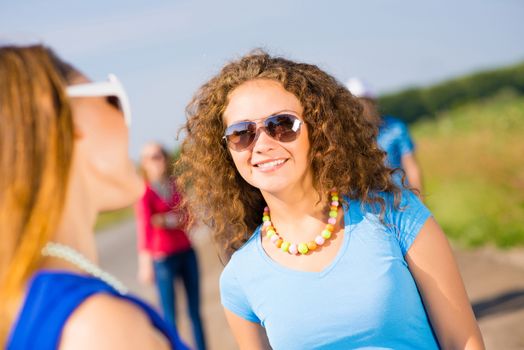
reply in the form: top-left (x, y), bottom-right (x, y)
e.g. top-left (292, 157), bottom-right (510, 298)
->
top-left (7, 270), bottom-right (189, 350)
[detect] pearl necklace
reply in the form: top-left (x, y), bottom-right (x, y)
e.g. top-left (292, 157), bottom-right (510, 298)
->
top-left (42, 242), bottom-right (128, 294)
top-left (263, 190), bottom-right (340, 255)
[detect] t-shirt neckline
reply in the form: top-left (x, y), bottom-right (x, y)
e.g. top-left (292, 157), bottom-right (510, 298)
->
top-left (255, 200), bottom-right (353, 278)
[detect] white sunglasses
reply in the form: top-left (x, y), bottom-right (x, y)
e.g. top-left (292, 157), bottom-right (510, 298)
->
top-left (66, 74), bottom-right (131, 126)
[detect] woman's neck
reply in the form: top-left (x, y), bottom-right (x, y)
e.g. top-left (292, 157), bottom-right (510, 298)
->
top-left (43, 162), bottom-right (99, 269)
top-left (52, 203), bottom-right (98, 264)
top-left (261, 186), bottom-right (331, 242)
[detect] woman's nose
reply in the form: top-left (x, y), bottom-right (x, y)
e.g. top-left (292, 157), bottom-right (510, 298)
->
top-left (252, 127), bottom-right (276, 153)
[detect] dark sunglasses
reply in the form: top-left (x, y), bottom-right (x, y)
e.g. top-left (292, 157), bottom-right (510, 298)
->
top-left (223, 113), bottom-right (303, 151)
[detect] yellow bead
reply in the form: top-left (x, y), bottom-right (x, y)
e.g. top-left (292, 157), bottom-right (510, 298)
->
top-left (329, 210), bottom-right (337, 218)
top-left (262, 216), bottom-right (270, 222)
top-left (266, 229), bottom-right (276, 238)
top-left (307, 241), bottom-right (318, 251)
top-left (298, 243), bottom-right (309, 254)
top-left (321, 229), bottom-right (332, 239)
top-left (281, 241), bottom-right (291, 252)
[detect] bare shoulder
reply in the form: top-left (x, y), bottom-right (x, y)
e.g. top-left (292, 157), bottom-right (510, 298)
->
top-left (59, 293), bottom-right (170, 350)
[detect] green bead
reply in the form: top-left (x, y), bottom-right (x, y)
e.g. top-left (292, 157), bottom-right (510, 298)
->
top-left (298, 243), bottom-right (309, 254)
top-left (266, 229), bottom-right (276, 238)
top-left (281, 241), bottom-right (291, 252)
top-left (321, 229), bottom-right (332, 239)
top-left (329, 210), bottom-right (338, 218)
top-left (262, 216), bottom-right (270, 222)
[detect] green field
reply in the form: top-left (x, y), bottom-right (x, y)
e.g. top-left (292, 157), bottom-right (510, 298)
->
top-left (412, 91), bottom-right (524, 248)
top-left (94, 206), bottom-right (134, 231)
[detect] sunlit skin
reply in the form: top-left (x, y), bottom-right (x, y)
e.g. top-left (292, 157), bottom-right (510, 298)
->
top-left (222, 79), bottom-right (485, 350)
top-left (47, 75), bottom-right (144, 269)
top-left (224, 79), bottom-right (311, 198)
top-left (37, 76), bottom-right (169, 350)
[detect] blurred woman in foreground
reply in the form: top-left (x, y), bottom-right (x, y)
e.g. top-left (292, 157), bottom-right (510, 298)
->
top-left (0, 44), bottom-right (187, 349)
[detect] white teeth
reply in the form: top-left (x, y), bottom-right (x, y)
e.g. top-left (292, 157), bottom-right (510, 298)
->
top-left (256, 159), bottom-right (285, 169)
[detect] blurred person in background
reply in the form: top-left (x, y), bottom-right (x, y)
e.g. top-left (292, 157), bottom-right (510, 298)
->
top-left (0, 44), bottom-right (188, 349)
top-left (176, 51), bottom-right (484, 349)
top-left (136, 142), bottom-right (207, 350)
top-left (346, 78), bottom-right (424, 196)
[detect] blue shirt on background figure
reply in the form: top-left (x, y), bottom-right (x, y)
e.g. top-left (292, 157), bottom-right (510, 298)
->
top-left (377, 115), bottom-right (415, 169)
top-left (346, 78), bottom-right (423, 194)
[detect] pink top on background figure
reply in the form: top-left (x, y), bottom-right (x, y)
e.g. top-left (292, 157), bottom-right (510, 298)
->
top-left (136, 182), bottom-right (191, 258)
top-left (135, 142), bottom-right (207, 350)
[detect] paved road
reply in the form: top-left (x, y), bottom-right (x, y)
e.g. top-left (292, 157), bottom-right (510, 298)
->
top-left (96, 220), bottom-right (524, 350)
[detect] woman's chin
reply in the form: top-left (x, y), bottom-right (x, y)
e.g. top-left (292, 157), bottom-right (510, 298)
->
top-left (99, 175), bottom-right (145, 212)
top-left (256, 183), bottom-right (292, 197)
top-left (125, 175), bottom-right (146, 204)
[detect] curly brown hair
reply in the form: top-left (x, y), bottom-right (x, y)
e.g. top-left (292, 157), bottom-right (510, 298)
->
top-left (176, 50), bottom-right (402, 256)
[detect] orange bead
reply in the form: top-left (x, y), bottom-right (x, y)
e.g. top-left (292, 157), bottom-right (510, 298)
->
top-left (275, 239), bottom-right (283, 248)
top-left (307, 241), bottom-right (318, 251)
top-left (326, 224), bottom-right (335, 232)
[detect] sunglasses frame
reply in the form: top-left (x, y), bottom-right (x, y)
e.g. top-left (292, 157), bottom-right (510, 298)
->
top-left (144, 152), bottom-right (165, 161)
top-left (222, 113), bottom-right (303, 151)
top-left (66, 74), bottom-right (131, 126)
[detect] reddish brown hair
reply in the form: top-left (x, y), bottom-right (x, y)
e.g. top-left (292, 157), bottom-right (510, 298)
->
top-left (0, 45), bottom-right (77, 344)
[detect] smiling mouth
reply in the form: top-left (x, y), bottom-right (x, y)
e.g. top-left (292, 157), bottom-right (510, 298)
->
top-left (254, 159), bottom-right (287, 170)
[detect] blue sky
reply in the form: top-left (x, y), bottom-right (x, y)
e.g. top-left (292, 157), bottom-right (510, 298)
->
top-left (2, 0), bottom-right (523, 157)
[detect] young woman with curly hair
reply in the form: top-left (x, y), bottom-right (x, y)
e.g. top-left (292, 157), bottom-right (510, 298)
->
top-left (176, 51), bottom-right (484, 349)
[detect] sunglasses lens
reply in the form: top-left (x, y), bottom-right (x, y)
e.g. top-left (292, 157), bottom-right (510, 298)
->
top-left (224, 114), bottom-right (301, 151)
top-left (225, 122), bottom-right (257, 150)
top-left (265, 114), bottom-right (300, 142)
top-left (106, 96), bottom-right (122, 112)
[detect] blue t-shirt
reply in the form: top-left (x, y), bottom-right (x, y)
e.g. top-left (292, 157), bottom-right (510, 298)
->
top-left (8, 270), bottom-right (189, 350)
top-left (377, 116), bottom-right (415, 170)
top-left (220, 190), bottom-right (439, 350)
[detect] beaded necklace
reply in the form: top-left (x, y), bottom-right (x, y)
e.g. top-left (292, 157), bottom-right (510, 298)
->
top-left (42, 241), bottom-right (128, 294)
top-left (263, 190), bottom-right (340, 255)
